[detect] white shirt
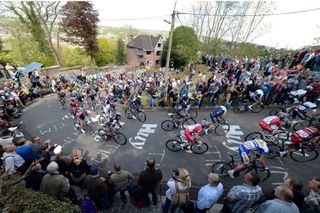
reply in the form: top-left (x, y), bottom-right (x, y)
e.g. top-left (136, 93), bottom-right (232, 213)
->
top-left (166, 178), bottom-right (192, 200)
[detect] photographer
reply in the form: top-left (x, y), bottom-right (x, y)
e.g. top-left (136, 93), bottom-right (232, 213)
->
top-left (162, 168), bottom-right (191, 213)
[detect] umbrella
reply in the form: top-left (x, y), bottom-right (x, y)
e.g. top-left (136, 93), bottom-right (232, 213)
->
top-left (21, 62), bottom-right (43, 75)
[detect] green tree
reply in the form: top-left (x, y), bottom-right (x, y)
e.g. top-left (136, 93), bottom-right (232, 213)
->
top-left (0, 37), bottom-right (3, 52)
top-left (4, 2), bottom-right (55, 62)
top-left (94, 37), bottom-right (116, 67)
top-left (171, 26), bottom-right (199, 67)
top-left (115, 38), bottom-right (126, 65)
top-left (60, 1), bottom-right (99, 63)
top-left (60, 46), bottom-right (92, 67)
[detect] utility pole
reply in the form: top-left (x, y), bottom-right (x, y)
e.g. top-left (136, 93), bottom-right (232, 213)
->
top-left (165, 1), bottom-right (177, 73)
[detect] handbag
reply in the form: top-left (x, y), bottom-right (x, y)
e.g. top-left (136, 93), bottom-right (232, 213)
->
top-left (172, 181), bottom-right (189, 206)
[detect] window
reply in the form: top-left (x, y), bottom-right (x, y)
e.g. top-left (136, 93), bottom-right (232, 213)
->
top-left (158, 43), bottom-right (161, 47)
top-left (156, 51), bottom-right (161, 56)
top-left (156, 60), bottom-right (160, 65)
top-left (138, 55), bottom-right (143, 59)
top-left (146, 51), bottom-right (151, 55)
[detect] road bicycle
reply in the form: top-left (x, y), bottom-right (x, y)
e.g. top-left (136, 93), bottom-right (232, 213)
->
top-left (168, 105), bottom-right (198, 119)
top-left (125, 107), bottom-right (146, 122)
top-left (96, 124), bottom-right (127, 145)
top-left (58, 96), bottom-right (66, 110)
top-left (205, 117), bottom-right (230, 136)
top-left (165, 134), bottom-right (208, 154)
top-left (161, 113), bottom-right (196, 131)
top-left (99, 112), bottom-right (122, 129)
top-left (212, 153), bottom-right (270, 181)
top-left (233, 99), bottom-right (264, 114)
top-left (74, 119), bottom-right (93, 134)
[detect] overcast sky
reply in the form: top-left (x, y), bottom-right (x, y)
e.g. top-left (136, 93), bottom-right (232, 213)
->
top-left (93, 0), bottom-right (320, 49)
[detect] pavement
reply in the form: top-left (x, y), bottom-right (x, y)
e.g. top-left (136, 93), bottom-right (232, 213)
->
top-left (20, 94), bottom-right (319, 211)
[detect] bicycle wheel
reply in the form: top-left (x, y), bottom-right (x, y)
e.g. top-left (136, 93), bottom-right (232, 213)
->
top-left (137, 111), bottom-right (146, 122)
top-left (245, 132), bottom-right (263, 141)
top-left (215, 123), bottom-right (230, 136)
top-left (189, 109), bottom-right (198, 119)
top-left (125, 108), bottom-right (133, 119)
top-left (98, 129), bottom-right (109, 141)
top-left (251, 104), bottom-right (264, 113)
top-left (85, 125), bottom-right (93, 135)
top-left (182, 117), bottom-right (196, 128)
top-left (290, 147), bottom-right (318, 162)
top-left (233, 103), bottom-right (245, 114)
top-left (166, 139), bottom-right (182, 152)
top-left (161, 120), bottom-right (175, 131)
top-left (293, 120), bottom-right (311, 131)
top-left (113, 132), bottom-right (127, 145)
top-left (246, 165), bottom-right (270, 181)
top-left (191, 142), bottom-right (208, 154)
top-left (99, 115), bottom-right (107, 124)
top-left (212, 162), bottom-right (233, 178)
top-left (269, 107), bottom-right (284, 116)
top-left (266, 143), bottom-right (281, 159)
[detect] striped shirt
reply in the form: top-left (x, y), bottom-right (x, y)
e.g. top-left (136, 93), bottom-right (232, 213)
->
top-left (227, 183), bottom-right (262, 213)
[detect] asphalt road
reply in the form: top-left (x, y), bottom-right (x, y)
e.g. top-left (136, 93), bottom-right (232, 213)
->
top-left (21, 94), bottom-right (319, 194)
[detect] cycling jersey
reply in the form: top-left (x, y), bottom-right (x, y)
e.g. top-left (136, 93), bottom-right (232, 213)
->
top-left (238, 139), bottom-right (269, 164)
top-left (184, 124), bottom-right (202, 142)
top-left (58, 90), bottom-right (66, 97)
top-left (76, 110), bottom-right (86, 120)
top-left (259, 116), bottom-right (282, 133)
top-left (69, 101), bottom-right (80, 110)
top-left (210, 106), bottom-right (225, 123)
top-left (251, 89), bottom-right (264, 101)
top-left (291, 127), bottom-right (320, 144)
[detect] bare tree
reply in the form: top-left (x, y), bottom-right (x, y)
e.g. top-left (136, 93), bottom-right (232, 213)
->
top-left (119, 25), bottom-right (140, 45)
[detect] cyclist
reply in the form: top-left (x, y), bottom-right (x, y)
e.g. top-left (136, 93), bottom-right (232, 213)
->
top-left (248, 89), bottom-right (264, 110)
top-left (210, 102), bottom-right (231, 128)
top-left (227, 138), bottom-right (269, 178)
top-left (259, 114), bottom-right (283, 134)
top-left (69, 97), bottom-right (80, 117)
top-left (57, 87), bottom-right (67, 105)
top-left (175, 95), bottom-right (190, 126)
top-left (75, 107), bottom-right (89, 133)
top-left (183, 120), bottom-right (210, 152)
top-left (128, 95), bottom-right (142, 119)
top-left (279, 126), bottom-right (320, 157)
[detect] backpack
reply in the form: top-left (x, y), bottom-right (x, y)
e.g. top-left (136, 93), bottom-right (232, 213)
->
top-left (128, 183), bottom-right (145, 209)
top-left (79, 196), bottom-right (98, 213)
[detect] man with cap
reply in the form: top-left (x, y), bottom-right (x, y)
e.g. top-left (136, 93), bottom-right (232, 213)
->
top-left (40, 161), bottom-right (70, 200)
top-left (195, 173), bottom-right (224, 213)
top-left (83, 165), bottom-right (112, 210)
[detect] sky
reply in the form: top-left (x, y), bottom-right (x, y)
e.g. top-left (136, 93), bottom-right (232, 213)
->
top-left (93, 0), bottom-right (320, 49)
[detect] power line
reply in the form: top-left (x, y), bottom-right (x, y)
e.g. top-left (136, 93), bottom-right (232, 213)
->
top-left (101, 14), bottom-right (171, 21)
top-left (177, 6), bottom-right (320, 17)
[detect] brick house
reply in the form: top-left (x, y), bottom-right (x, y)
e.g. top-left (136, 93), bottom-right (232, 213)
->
top-left (126, 35), bottom-right (163, 67)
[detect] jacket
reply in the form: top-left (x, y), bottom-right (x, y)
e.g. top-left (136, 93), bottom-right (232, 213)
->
top-left (40, 173), bottom-right (70, 200)
top-left (138, 167), bottom-right (163, 192)
top-left (110, 170), bottom-right (134, 190)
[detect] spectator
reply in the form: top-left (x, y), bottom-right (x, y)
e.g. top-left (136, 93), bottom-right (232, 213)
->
top-left (284, 177), bottom-right (304, 210)
top-left (303, 177), bottom-right (320, 212)
top-left (110, 163), bottom-right (134, 202)
top-left (50, 145), bottom-right (71, 176)
top-left (2, 144), bottom-right (27, 174)
top-left (14, 137), bottom-right (37, 167)
top-left (222, 172), bottom-right (262, 213)
top-left (40, 161), bottom-right (70, 200)
top-left (83, 165), bottom-right (112, 210)
top-left (257, 185), bottom-right (299, 213)
top-left (0, 129), bottom-right (14, 146)
top-left (195, 173), bottom-right (223, 213)
top-left (138, 157), bottom-right (163, 207)
top-left (69, 149), bottom-right (89, 187)
top-left (162, 168), bottom-right (191, 213)
top-left (25, 162), bottom-right (45, 191)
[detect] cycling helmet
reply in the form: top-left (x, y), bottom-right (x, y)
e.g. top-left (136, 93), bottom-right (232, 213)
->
top-left (200, 119), bottom-right (209, 128)
top-left (293, 98), bottom-right (301, 105)
top-left (109, 93), bottom-right (114, 97)
top-left (224, 102), bottom-right (231, 108)
top-left (306, 86), bottom-right (313, 91)
top-left (278, 112), bottom-right (289, 119)
top-left (137, 95), bottom-right (141, 99)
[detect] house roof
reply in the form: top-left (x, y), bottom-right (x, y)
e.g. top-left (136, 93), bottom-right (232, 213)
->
top-left (127, 35), bottom-right (161, 51)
